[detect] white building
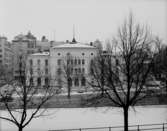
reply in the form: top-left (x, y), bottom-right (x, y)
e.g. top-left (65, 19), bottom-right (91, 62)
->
top-left (26, 39), bottom-right (97, 92)
top-left (26, 52), bottom-right (49, 87)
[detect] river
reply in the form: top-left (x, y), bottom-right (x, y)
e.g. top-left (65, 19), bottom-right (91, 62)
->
top-left (0, 105), bottom-right (167, 131)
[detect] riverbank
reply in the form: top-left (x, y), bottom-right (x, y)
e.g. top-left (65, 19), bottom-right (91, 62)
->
top-left (0, 93), bottom-right (167, 109)
top-left (44, 93), bottom-right (167, 108)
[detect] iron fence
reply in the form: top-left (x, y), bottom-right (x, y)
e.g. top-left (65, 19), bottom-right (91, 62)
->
top-left (49, 123), bottom-right (167, 131)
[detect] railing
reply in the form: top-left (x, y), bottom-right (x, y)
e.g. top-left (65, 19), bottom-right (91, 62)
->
top-left (49, 123), bottom-right (167, 131)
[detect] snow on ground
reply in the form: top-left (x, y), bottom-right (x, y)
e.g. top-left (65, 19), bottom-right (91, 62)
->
top-left (0, 105), bottom-right (167, 131)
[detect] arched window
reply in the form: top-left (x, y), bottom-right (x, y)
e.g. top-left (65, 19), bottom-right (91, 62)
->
top-left (81, 77), bottom-right (86, 86)
top-left (37, 77), bottom-right (41, 86)
top-left (82, 59), bottom-right (85, 65)
top-left (74, 78), bottom-right (79, 86)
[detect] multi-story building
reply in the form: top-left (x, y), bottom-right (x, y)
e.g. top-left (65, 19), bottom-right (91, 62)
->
top-left (26, 39), bottom-right (98, 92)
top-left (0, 36), bottom-right (13, 72)
top-left (12, 32), bottom-right (37, 79)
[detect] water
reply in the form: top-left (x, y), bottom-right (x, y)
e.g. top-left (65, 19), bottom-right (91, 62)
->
top-left (0, 105), bottom-right (167, 131)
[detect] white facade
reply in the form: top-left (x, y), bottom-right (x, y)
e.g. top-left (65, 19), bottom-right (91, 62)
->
top-left (27, 52), bottom-right (49, 87)
top-left (26, 41), bottom-right (98, 92)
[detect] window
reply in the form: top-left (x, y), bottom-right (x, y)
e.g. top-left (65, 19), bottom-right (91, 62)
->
top-left (0, 55), bottom-right (2, 58)
top-left (30, 77), bottom-right (33, 85)
top-left (58, 53), bottom-right (61, 56)
top-left (82, 68), bottom-right (85, 74)
top-left (78, 68), bottom-right (81, 73)
top-left (66, 59), bottom-right (69, 65)
top-left (78, 59), bottom-right (81, 65)
top-left (45, 59), bottom-right (48, 66)
top-left (75, 59), bottom-right (77, 65)
top-left (91, 53), bottom-right (93, 56)
top-left (37, 59), bottom-right (40, 65)
top-left (45, 77), bottom-right (49, 86)
top-left (74, 78), bottom-right (79, 86)
top-left (116, 59), bottom-right (119, 65)
top-left (75, 68), bottom-right (77, 74)
top-left (30, 68), bottom-right (33, 75)
top-left (67, 52), bottom-right (70, 56)
top-left (57, 59), bottom-right (61, 65)
top-left (71, 68), bottom-right (73, 74)
top-left (37, 77), bottom-right (41, 86)
top-left (57, 68), bottom-right (61, 75)
top-left (29, 59), bottom-right (33, 66)
top-left (82, 59), bottom-right (85, 65)
top-left (71, 59), bottom-right (73, 65)
top-left (81, 77), bottom-right (86, 86)
top-left (82, 53), bottom-right (85, 56)
top-left (37, 68), bottom-right (40, 74)
top-left (45, 68), bottom-right (48, 74)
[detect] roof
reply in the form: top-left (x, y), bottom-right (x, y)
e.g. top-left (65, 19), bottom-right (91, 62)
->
top-left (52, 42), bottom-right (96, 49)
top-left (30, 52), bottom-right (49, 56)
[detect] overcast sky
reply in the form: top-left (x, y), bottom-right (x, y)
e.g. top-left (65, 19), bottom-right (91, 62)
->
top-left (0, 0), bottom-right (167, 43)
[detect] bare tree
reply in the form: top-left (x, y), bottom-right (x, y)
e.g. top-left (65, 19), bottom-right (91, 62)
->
top-left (0, 56), bottom-right (56, 131)
top-left (57, 54), bottom-right (77, 99)
top-left (152, 37), bottom-right (167, 93)
top-left (89, 14), bottom-right (153, 131)
top-left (89, 51), bottom-right (106, 97)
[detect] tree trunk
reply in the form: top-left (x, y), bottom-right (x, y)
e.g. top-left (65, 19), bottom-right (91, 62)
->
top-left (67, 85), bottom-right (71, 99)
top-left (166, 79), bottom-right (167, 94)
top-left (18, 126), bottom-right (23, 131)
top-left (123, 107), bottom-right (129, 131)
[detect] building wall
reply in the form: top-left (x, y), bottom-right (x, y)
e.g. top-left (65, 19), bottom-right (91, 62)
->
top-left (26, 53), bottom-right (49, 87)
top-left (12, 32), bottom-right (37, 79)
top-left (0, 36), bottom-right (13, 71)
top-left (26, 43), bottom-right (98, 92)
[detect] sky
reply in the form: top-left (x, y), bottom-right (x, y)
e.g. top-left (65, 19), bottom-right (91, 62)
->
top-left (0, 0), bottom-right (167, 43)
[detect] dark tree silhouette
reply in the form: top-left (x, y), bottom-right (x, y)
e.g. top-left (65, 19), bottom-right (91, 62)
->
top-left (0, 55), bottom-right (56, 131)
top-left (57, 54), bottom-right (78, 99)
top-left (89, 14), bottom-right (153, 131)
top-left (152, 37), bottom-right (167, 93)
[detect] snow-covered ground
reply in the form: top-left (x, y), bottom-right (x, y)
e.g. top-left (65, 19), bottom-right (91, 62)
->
top-left (0, 105), bottom-right (167, 131)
